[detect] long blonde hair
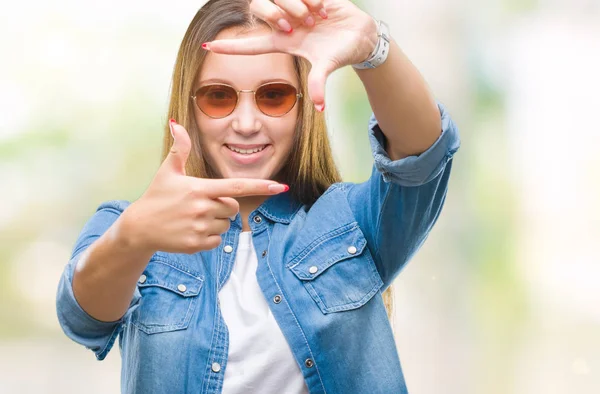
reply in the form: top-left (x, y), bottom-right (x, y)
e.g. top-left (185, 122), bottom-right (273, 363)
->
top-left (162, 0), bottom-right (395, 327)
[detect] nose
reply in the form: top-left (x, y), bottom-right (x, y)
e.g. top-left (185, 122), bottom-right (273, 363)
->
top-left (231, 91), bottom-right (261, 135)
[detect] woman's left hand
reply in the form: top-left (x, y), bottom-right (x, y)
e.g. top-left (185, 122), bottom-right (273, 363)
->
top-left (202, 0), bottom-right (379, 111)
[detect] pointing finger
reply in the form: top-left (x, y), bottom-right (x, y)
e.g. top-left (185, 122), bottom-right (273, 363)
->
top-left (200, 178), bottom-right (289, 198)
top-left (204, 34), bottom-right (279, 56)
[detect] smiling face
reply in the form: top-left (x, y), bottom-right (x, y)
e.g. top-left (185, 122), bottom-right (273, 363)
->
top-left (193, 25), bottom-right (301, 181)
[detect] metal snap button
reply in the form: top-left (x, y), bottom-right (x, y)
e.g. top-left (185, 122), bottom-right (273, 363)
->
top-left (262, 250), bottom-right (267, 257)
top-left (211, 362), bottom-right (221, 372)
top-left (273, 295), bottom-right (282, 304)
top-left (309, 266), bottom-right (318, 274)
top-left (253, 215), bottom-right (262, 224)
top-left (138, 274), bottom-right (147, 284)
top-left (305, 359), bottom-right (314, 368)
top-left (177, 284), bottom-right (187, 293)
top-left (347, 246), bottom-right (357, 255)
top-left (224, 245), bottom-right (233, 253)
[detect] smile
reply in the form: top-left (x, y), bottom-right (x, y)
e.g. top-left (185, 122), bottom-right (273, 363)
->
top-left (225, 144), bottom-right (268, 155)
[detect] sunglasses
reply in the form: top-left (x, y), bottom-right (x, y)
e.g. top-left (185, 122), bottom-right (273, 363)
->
top-left (191, 82), bottom-right (303, 119)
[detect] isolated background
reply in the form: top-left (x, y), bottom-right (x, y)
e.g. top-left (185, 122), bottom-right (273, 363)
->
top-left (1, 0), bottom-right (599, 393)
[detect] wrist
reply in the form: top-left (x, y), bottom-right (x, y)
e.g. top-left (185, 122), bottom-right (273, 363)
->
top-left (352, 18), bottom-right (391, 70)
top-left (114, 205), bottom-right (157, 257)
top-left (357, 16), bottom-right (379, 64)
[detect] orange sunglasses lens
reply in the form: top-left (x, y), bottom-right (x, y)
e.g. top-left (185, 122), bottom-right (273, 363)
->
top-left (195, 83), bottom-right (299, 118)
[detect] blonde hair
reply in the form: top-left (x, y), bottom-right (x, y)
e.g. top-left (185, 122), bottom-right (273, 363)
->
top-left (162, 0), bottom-right (395, 327)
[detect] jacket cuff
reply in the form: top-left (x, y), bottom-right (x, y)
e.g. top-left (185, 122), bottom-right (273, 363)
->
top-left (56, 252), bottom-right (140, 360)
top-left (368, 102), bottom-right (460, 186)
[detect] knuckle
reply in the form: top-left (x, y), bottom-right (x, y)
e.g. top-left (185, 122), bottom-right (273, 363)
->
top-left (248, 0), bottom-right (261, 13)
top-left (194, 202), bottom-right (210, 216)
top-left (190, 183), bottom-right (204, 196)
top-left (193, 221), bottom-right (209, 234)
top-left (266, 9), bottom-right (281, 21)
top-left (230, 180), bottom-right (244, 195)
top-left (252, 1), bottom-right (278, 20)
top-left (186, 179), bottom-right (204, 196)
top-left (306, 0), bottom-right (322, 9)
top-left (207, 237), bottom-right (222, 250)
top-left (274, 0), bottom-right (307, 18)
top-left (182, 235), bottom-right (200, 254)
top-left (296, 9), bottom-right (310, 19)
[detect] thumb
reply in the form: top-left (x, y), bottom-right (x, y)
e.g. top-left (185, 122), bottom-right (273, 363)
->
top-left (162, 119), bottom-right (191, 176)
top-left (307, 60), bottom-right (335, 112)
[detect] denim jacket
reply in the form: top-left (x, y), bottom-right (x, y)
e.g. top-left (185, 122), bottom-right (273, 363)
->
top-left (56, 103), bottom-right (460, 394)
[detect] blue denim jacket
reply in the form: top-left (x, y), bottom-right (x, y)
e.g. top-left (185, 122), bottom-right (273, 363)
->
top-left (56, 103), bottom-right (460, 394)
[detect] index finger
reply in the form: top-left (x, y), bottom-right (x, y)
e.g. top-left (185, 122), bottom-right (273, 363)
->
top-left (201, 178), bottom-right (289, 198)
top-left (205, 34), bottom-right (279, 56)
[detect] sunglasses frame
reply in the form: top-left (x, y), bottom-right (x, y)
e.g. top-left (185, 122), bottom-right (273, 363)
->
top-left (191, 81), bottom-right (303, 119)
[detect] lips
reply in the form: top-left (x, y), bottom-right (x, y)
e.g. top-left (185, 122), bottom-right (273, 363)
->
top-left (224, 144), bottom-right (271, 165)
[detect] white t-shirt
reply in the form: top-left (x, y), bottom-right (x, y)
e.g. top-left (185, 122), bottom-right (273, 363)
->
top-left (219, 231), bottom-right (310, 394)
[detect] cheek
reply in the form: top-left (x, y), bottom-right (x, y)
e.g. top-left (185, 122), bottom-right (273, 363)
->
top-left (272, 115), bottom-right (298, 147)
top-left (193, 117), bottom-right (227, 168)
top-left (196, 116), bottom-right (225, 146)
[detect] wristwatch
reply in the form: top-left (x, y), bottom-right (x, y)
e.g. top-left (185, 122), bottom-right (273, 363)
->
top-left (352, 19), bottom-right (391, 70)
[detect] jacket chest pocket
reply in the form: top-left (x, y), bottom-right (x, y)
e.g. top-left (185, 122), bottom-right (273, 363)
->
top-left (286, 223), bottom-right (383, 314)
top-left (131, 258), bottom-right (204, 335)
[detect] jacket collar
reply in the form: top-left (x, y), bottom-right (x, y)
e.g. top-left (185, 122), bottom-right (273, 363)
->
top-left (256, 191), bottom-right (303, 224)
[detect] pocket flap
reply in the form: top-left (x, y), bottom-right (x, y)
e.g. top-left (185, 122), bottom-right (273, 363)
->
top-left (287, 223), bottom-right (368, 281)
top-left (138, 258), bottom-right (203, 297)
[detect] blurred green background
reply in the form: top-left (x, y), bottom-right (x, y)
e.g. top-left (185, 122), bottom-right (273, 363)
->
top-left (1, 1), bottom-right (599, 393)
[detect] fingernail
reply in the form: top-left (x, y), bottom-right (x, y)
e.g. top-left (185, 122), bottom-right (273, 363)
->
top-left (277, 19), bottom-right (292, 33)
top-left (201, 42), bottom-right (210, 50)
top-left (304, 15), bottom-right (315, 27)
top-left (319, 8), bottom-right (328, 19)
top-left (169, 118), bottom-right (176, 139)
top-left (315, 104), bottom-right (325, 112)
top-left (268, 184), bottom-right (289, 193)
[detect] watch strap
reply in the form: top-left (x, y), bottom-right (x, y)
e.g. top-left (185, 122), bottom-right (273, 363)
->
top-left (352, 19), bottom-right (391, 70)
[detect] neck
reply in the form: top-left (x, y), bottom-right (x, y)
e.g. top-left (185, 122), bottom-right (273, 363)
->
top-left (237, 195), bottom-right (269, 232)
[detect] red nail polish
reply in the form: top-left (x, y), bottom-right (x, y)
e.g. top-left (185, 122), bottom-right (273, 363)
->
top-left (288, 28), bottom-right (293, 34)
top-left (202, 42), bottom-right (210, 50)
top-left (282, 184), bottom-right (290, 192)
top-left (169, 119), bottom-right (176, 139)
top-left (315, 104), bottom-right (325, 112)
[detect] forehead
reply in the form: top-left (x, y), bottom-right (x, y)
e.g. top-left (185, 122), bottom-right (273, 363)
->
top-left (197, 26), bottom-right (298, 89)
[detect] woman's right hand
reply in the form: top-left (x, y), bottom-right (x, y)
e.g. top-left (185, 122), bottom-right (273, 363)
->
top-left (119, 119), bottom-right (288, 255)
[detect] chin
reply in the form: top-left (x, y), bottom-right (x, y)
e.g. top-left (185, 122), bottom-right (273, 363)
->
top-left (221, 168), bottom-right (273, 180)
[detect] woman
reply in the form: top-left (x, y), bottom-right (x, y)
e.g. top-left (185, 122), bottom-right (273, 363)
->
top-left (56, 0), bottom-right (460, 392)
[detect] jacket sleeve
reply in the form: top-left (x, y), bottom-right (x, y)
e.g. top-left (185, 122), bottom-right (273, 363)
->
top-left (55, 200), bottom-right (140, 360)
top-left (344, 102), bottom-right (460, 290)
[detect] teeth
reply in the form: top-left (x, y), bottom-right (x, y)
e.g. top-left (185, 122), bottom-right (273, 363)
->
top-left (227, 145), bottom-right (266, 154)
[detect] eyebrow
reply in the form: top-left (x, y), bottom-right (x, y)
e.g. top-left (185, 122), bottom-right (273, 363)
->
top-left (197, 77), bottom-right (296, 88)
